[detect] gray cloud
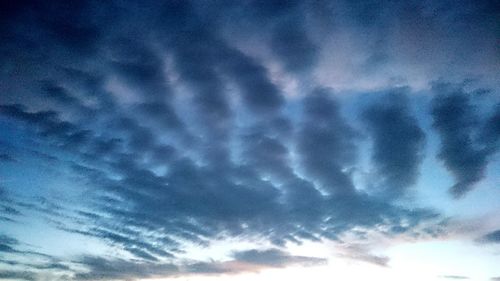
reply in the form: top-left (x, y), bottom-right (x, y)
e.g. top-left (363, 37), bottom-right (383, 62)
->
top-left (431, 82), bottom-right (499, 198)
top-left (297, 87), bottom-right (358, 196)
top-left (232, 248), bottom-right (326, 267)
top-left (1, 1), bottom-right (496, 280)
top-left (481, 103), bottom-right (500, 153)
top-left (361, 89), bottom-right (425, 198)
top-left (75, 248), bottom-right (325, 280)
top-left (440, 275), bottom-right (470, 279)
top-left (0, 97), bottom-right (439, 270)
top-left (0, 233), bottom-right (71, 280)
top-left (0, 153), bottom-right (17, 163)
top-left (74, 256), bottom-right (178, 281)
top-left (0, 270), bottom-right (36, 281)
top-left (270, 19), bottom-right (318, 73)
top-left (479, 230), bottom-right (500, 243)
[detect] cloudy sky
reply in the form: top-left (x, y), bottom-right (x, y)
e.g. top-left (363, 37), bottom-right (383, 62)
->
top-left (0, 0), bottom-right (499, 280)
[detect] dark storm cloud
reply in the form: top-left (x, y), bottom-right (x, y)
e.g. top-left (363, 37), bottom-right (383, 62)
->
top-left (362, 89), bottom-right (425, 197)
top-left (431, 82), bottom-right (500, 198)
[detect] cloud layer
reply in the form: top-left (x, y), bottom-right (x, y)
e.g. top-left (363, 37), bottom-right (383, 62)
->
top-left (0, 0), bottom-right (499, 280)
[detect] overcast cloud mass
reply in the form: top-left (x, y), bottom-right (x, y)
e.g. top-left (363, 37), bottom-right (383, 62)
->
top-left (0, 1), bottom-right (499, 280)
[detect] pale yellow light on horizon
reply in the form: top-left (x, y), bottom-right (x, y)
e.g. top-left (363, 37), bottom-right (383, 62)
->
top-left (144, 239), bottom-right (500, 281)
top-left (146, 260), bottom-right (436, 281)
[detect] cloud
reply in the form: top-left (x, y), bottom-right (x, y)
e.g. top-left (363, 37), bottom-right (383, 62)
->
top-left (0, 270), bottom-right (36, 281)
top-left (39, 80), bottom-right (86, 110)
top-left (270, 19), bottom-right (318, 73)
top-left (231, 248), bottom-right (326, 268)
top-left (0, 187), bottom-right (22, 222)
top-left (297, 87), bottom-right (358, 196)
top-left (0, 233), bottom-right (18, 253)
top-left (0, 233), bottom-right (72, 280)
top-left (440, 275), bottom-right (470, 280)
top-left (361, 89), bottom-right (425, 197)
top-left (481, 103), bottom-right (500, 152)
top-left (0, 232), bottom-right (55, 259)
top-left (184, 249), bottom-right (326, 275)
top-left (335, 242), bottom-right (390, 267)
top-left (75, 249), bottom-right (325, 280)
top-left (478, 229), bottom-right (500, 243)
top-left (431, 82), bottom-right (500, 198)
top-left (0, 153), bottom-right (16, 162)
top-left (1, 1), bottom-right (497, 280)
top-left (74, 256), bottom-right (178, 281)
top-left (217, 45), bottom-right (284, 113)
top-left (1, 94), bottom-right (440, 265)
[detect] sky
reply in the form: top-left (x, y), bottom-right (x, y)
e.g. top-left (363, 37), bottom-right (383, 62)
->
top-left (0, 0), bottom-right (499, 280)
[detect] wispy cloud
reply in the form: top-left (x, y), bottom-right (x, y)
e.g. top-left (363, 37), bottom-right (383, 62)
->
top-left (440, 275), bottom-right (470, 280)
top-left (75, 249), bottom-right (325, 280)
